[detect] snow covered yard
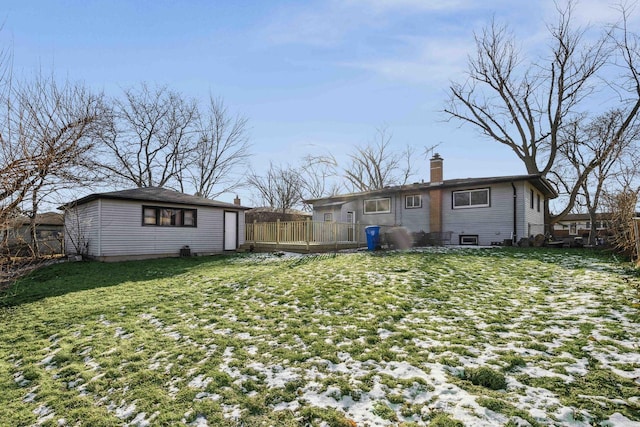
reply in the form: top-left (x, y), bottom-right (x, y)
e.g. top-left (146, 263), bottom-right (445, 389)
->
top-left (1, 248), bottom-right (639, 426)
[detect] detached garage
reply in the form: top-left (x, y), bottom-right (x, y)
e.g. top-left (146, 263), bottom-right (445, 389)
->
top-left (60, 187), bottom-right (249, 261)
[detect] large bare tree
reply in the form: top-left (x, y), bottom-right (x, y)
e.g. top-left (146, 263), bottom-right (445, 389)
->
top-left (98, 83), bottom-right (198, 188)
top-left (1, 74), bottom-right (106, 256)
top-left (444, 1), bottom-right (640, 221)
top-left (178, 96), bottom-right (251, 199)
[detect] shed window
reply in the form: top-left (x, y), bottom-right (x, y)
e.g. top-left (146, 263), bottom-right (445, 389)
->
top-left (142, 206), bottom-right (197, 227)
top-left (324, 213), bottom-right (333, 222)
top-left (364, 198), bottom-right (391, 214)
top-left (452, 188), bottom-right (489, 209)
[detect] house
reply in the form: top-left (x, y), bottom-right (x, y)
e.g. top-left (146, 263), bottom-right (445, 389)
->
top-left (60, 187), bottom-right (249, 261)
top-left (305, 154), bottom-right (558, 246)
top-left (552, 213), bottom-right (613, 240)
top-left (1, 212), bottom-right (64, 256)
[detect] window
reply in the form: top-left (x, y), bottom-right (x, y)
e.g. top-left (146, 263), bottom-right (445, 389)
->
top-left (405, 195), bottom-right (422, 209)
top-left (142, 206), bottom-right (197, 227)
top-left (452, 188), bottom-right (490, 209)
top-left (364, 198), bottom-right (391, 214)
top-left (459, 235), bottom-right (479, 245)
top-left (530, 189), bottom-right (534, 209)
top-left (323, 213), bottom-right (333, 222)
top-left (537, 194), bottom-right (541, 212)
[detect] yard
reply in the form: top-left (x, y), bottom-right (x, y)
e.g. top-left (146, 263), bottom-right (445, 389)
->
top-left (0, 248), bottom-right (639, 426)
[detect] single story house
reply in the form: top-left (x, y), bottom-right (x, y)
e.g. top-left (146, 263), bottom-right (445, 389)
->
top-left (305, 154), bottom-right (558, 246)
top-left (60, 187), bottom-right (249, 261)
top-left (1, 212), bottom-right (64, 255)
top-left (552, 213), bottom-right (613, 239)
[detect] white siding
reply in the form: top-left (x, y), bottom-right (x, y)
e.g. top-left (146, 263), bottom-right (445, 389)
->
top-left (64, 201), bottom-right (100, 256)
top-left (522, 183), bottom-right (545, 238)
top-left (442, 183), bottom-right (516, 245)
top-left (97, 199), bottom-right (235, 257)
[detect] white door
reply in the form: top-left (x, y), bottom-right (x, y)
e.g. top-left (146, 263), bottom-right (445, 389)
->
top-left (224, 211), bottom-right (238, 250)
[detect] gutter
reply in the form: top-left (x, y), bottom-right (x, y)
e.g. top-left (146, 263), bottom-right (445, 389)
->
top-left (511, 182), bottom-right (517, 243)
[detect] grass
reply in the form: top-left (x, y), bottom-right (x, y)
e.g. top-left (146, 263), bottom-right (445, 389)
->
top-left (0, 247), bottom-right (639, 426)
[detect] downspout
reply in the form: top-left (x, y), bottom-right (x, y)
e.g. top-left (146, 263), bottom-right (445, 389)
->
top-left (511, 182), bottom-right (517, 245)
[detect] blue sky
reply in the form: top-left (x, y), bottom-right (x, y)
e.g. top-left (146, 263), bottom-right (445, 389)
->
top-left (1, 0), bottom-right (628, 204)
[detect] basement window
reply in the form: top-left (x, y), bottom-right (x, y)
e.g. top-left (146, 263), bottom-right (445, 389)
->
top-left (452, 188), bottom-right (490, 209)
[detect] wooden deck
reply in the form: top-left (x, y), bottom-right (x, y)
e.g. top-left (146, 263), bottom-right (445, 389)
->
top-left (243, 219), bottom-right (367, 253)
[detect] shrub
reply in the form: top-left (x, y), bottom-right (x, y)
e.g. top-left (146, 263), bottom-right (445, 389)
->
top-left (463, 366), bottom-right (507, 390)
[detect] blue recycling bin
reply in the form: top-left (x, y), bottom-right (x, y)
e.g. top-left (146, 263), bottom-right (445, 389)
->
top-left (365, 225), bottom-right (381, 251)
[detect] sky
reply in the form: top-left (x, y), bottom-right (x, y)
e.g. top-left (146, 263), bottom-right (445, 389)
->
top-left (0, 0), bottom-right (631, 205)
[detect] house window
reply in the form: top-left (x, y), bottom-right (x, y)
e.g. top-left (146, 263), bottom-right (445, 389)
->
top-left (537, 194), bottom-right (541, 212)
top-left (324, 213), bottom-right (333, 222)
top-left (452, 188), bottom-right (490, 209)
top-left (364, 198), bottom-right (391, 214)
top-left (405, 195), bottom-right (422, 209)
top-left (530, 189), bottom-right (534, 209)
top-left (142, 206), bottom-right (197, 227)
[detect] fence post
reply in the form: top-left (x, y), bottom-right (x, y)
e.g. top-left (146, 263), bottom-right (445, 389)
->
top-left (334, 221), bottom-right (338, 250)
top-left (253, 220), bottom-right (257, 245)
top-left (306, 218), bottom-right (311, 252)
top-left (276, 219), bottom-right (280, 249)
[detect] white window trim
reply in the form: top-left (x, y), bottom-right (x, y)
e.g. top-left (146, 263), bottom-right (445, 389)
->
top-left (364, 197), bottom-right (391, 214)
top-left (452, 188), bottom-right (490, 209)
top-left (405, 194), bottom-right (422, 209)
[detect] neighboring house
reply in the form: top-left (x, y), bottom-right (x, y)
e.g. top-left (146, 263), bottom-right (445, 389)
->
top-left (553, 213), bottom-right (613, 239)
top-left (60, 187), bottom-right (249, 261)
top-left (305, 154), bottom-right (558, 246)
top-left (1, 212), bottom-right (64, 255)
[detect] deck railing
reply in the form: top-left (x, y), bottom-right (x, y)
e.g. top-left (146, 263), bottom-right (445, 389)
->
top-left (245, 219), bottom-right (364, 247)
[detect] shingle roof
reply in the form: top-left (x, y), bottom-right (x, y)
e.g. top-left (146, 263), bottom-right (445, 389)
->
top-left (305, 174), bottom-right (558, 205)
top-left (59, 187), bottom-right (250, 210)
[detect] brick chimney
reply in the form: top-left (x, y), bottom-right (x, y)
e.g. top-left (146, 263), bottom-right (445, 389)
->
top-left (430, 153), bottom-right (443, 183)
top-left (429, 154), bottom-right (443, 234)
top-left (233, 195), bottom-right (241, 206)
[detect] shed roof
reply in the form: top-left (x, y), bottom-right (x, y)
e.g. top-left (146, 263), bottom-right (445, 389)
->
top-left (60, 187), bottom-right (250, 210)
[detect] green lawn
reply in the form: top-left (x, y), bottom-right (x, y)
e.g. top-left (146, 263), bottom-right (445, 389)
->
top-left (1, 248), bottom-right (639, 426)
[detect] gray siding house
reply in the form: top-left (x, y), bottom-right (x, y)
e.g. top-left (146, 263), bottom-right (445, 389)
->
top-left (61, 187), bottom-right (249, 261)
top-left (306, 155), bottom-right (558, 246)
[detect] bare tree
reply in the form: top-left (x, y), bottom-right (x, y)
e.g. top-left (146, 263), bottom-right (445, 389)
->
top-left (299, 153), bottom-right (342, 200)
top-left (553, 109), bottom-right (639, 244)
top-left (178, 96), bottom-right (251, 198)
top-left (98, 83), bottom-right (198, 188)
top-left (247, 162), bottom-right (304, 214)
top-left (603, 184), bottom-right (640, 260)
top-left (444, 1), bottom-right (625, 221)
top-left (344, 127), bottom-right (417, 192)
top-left (1, 74), bottom-right (106, 256)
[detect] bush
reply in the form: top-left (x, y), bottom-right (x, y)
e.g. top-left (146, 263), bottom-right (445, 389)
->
top-left (463, 366), bottom-right (507, 390)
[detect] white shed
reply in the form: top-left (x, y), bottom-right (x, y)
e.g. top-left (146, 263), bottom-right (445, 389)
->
top-left (60, 187), bottom-right (249, 261)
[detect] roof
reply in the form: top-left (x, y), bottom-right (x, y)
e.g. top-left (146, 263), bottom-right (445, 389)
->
top-left (558, 213), bottom-right (613, 222)
top-left (305, 174), bottom-right (558, 205)
top-left (4, 212), bottom-right (64, 228)
top-left (59, 187), bottom-right (251, 210)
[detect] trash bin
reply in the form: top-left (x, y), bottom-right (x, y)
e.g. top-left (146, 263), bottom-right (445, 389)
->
top-left (365, 226), bottom-right (381, 251)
